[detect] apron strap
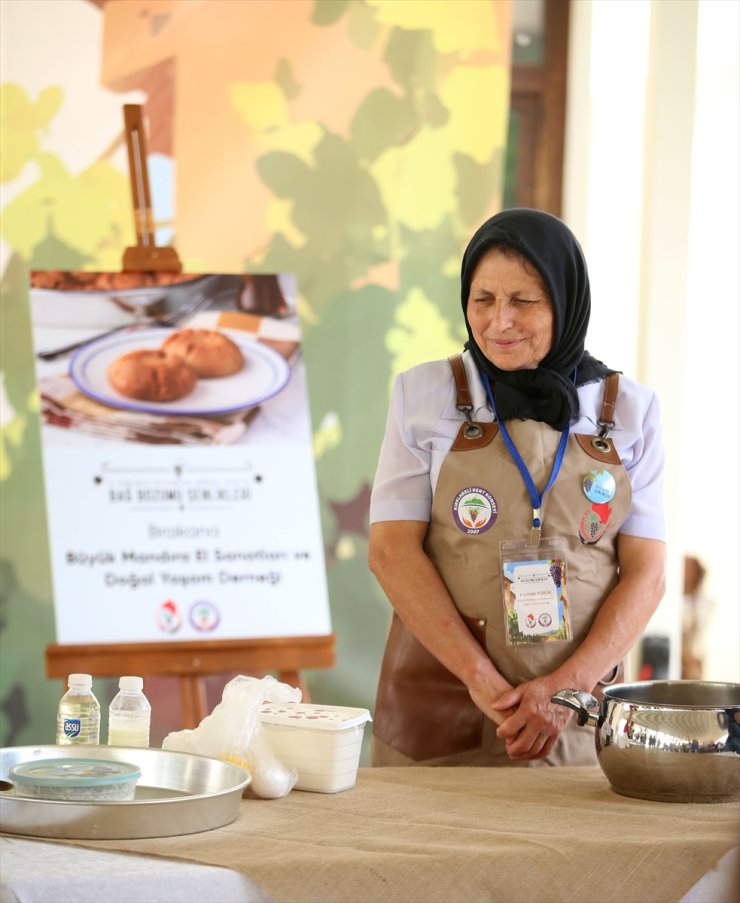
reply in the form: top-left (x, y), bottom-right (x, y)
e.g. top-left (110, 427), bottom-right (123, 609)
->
top-left (599, 372), bottom-right (619, 430)
top-left (575, 372), bottom-right (623, 463)
top-left (448, 354), bottom-right (499, 450)
top-left (451, 356), bottom-right (621, 427)
top-left (449, 356), bottom-right (621, 458)
top-left (448, 353), bottom-right (472, 407)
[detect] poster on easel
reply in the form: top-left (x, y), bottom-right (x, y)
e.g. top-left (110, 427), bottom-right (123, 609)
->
top-left (28, 268), bottom-right (332, 645)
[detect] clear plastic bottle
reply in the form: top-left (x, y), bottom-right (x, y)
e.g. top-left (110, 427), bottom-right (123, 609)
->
top-left (56, 673), bottom-right (100, 745)
top-left (107, 676), bottom-right (151, 748)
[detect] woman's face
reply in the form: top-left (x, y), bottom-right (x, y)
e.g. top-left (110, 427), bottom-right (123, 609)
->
top-left (466, 249), bottom-right (554, 371)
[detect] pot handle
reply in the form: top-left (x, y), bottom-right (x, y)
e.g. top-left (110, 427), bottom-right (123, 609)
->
top-left (550, 688), bottom-right (600, 727)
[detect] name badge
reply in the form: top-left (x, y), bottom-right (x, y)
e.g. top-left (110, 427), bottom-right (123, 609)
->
top-left (500, 537), bottom-right (572, 645)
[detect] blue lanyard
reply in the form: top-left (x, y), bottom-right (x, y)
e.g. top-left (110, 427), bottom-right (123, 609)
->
top-left (481, 372), bottom-right (570, 544)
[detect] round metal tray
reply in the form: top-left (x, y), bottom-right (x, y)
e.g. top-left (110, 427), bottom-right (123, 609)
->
top-left (0, 745), bottom-right (250, 839)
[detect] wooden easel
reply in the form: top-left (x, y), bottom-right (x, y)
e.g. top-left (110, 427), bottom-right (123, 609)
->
top-left (45, 105), bottom-right (336, 727)
top-left (45, 635), bottom-right (336, 727)
top-left (121, 103), bottom-right (182, 273)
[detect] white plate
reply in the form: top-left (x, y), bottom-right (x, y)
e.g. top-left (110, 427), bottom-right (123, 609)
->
top-left (69, 328), bottom-right (291, 416)
top-left (31, 275), bottom-right (213, 329)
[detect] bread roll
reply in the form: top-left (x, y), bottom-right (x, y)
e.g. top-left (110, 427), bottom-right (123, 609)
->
top-left (161, 329), bottom-right (244, 378)
top-left (108, 349), bottom-right (197, 402)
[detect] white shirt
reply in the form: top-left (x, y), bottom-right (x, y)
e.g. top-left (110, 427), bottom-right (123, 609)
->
top-left (370, 350), bottom-right (666, 541)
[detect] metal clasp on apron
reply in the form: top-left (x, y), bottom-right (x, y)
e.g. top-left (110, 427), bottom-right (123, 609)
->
top-left (592, 372), bottom-right (619, 452)
top-left (591, 418), bottom-right (614, 453)
top-left (457, 404), bottom-right (483, 440)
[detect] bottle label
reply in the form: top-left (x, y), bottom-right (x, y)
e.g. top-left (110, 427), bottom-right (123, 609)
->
top-left (63, 718), bottom-right (82, 739)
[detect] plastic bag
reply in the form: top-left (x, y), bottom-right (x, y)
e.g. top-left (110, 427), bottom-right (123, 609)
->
top-left (162, 674), bottom-right (301, 798)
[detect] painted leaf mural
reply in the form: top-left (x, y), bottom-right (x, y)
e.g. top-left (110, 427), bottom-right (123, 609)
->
top-left (0, 0), bottom-right (512, 753)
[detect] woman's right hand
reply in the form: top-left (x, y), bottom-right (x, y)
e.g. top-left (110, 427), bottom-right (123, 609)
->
top-left (370, 520), bottom-right (514, 715)
top-left (468, 681), bottom-right (518, 727)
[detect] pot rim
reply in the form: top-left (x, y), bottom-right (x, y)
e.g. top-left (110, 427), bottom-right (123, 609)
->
top-left (603, 679), bottom-right (740, 709)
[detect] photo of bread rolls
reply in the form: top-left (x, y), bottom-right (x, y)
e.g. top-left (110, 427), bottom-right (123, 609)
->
top-left (108, 349), bottom-right (197, 402)
top-left (161, 328), bottom-right (244, 378)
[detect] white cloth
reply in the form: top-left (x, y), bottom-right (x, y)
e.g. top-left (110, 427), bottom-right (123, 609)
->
top-left (679, 846), bottom-right (740, 903)
top-left (370, 350), bottom-right (666, 541)
top-left (0, 837), bottom-right (273, 903)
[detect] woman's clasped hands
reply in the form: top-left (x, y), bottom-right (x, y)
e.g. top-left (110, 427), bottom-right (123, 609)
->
top-left (490, 675), bottom-right (572, 761)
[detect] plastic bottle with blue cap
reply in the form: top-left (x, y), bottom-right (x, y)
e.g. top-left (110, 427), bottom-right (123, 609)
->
top-left (55, 673), bottom-right (100, 745)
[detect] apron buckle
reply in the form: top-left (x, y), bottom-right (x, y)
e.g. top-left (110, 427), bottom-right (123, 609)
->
top-left (458, 405), bottom-right (483, 440)
top-left (592, 419), bottom-right (614, 452)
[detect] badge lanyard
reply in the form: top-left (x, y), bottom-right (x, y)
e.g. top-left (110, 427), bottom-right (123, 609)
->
top-left (481, 372), bottom-right (570, 545)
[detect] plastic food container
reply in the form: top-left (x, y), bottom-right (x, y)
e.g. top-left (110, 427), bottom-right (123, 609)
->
top-left (9, 758), bottom-right (142, 802)
top-left (259, 703), bottom-right (372, 793)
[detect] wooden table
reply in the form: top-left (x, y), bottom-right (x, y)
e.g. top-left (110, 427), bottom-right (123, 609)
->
top-left (3, 767), bottom-right (738, 903)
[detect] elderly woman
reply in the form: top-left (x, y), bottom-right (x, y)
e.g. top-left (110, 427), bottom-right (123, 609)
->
top-left (368, 209), bottom-right (666, 767)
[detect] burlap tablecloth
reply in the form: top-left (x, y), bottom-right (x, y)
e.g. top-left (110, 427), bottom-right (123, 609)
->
top-left (17, 767), bottom-right (740, 903)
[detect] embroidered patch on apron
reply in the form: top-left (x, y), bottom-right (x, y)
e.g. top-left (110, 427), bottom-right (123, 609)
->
top-left (452, 487), bottom-right (498, 534)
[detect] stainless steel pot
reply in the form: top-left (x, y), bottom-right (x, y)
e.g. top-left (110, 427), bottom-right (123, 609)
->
top-left (551, 680), bottom-right (740, 803)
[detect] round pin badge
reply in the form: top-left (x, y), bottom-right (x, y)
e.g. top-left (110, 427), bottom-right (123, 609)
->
top-left (582, 468), bottom-right (616, 504)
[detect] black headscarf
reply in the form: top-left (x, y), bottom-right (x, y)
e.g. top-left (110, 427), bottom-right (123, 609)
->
top-left (461, 208), bottom-right (613, 431)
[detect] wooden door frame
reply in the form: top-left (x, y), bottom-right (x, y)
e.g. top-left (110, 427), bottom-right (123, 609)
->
top-left (509, 0), bottom-right (570, 216)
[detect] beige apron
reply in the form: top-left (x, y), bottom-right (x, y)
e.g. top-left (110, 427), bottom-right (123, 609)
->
top-left (372, 356), bottom-right (631, 767)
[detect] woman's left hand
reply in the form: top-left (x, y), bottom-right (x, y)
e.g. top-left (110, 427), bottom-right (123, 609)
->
top-left (492, 676), bottom-right (571, 760)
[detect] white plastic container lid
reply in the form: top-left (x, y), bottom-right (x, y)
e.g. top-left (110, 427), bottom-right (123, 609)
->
top-left (68, 673), bottom-right (93, 688)
top-left (10, 758), bottom-right (141, 788)
top-left (260, 702), bottom-right (372, 731)
top-left (119, 676), bottom-right (144, 691)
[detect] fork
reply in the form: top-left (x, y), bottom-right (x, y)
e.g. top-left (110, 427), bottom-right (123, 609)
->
top-left (36, 293), bottom-right (212, 361)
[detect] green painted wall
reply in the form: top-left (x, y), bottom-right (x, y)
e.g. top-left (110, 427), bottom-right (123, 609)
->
top-left (0, 0), bottom-right (511, 758)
